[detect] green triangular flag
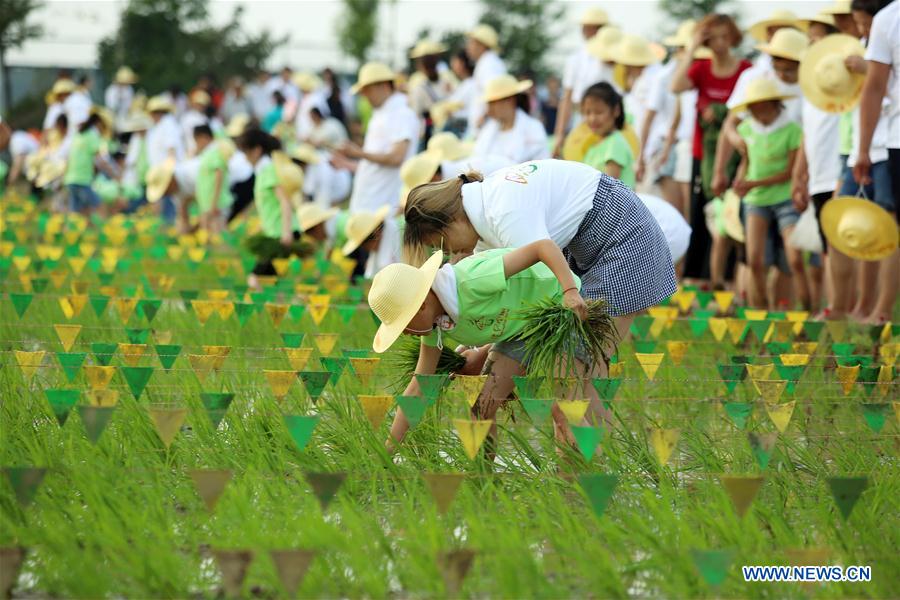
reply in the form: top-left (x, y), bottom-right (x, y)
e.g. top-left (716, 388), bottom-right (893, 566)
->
top-left (320, 357), bottom-right (348, 386)
top-left (577, 473), bottom-right (618, 518)
top-left (56, 352), bottom-right (86, 382)
top-left (281, 333), bottom-right (305, 348)
top-left (748, 432), bottom-right (777, 470)
top-left (630, 316), bottom-right (653, 339)
top-left (633, 340), bottom-right (657, 353)
top-left (724, 402), bottom-right (753, 430)
top-left (3, 467), bottom-right (47, 507)
top-left (304, 472), bottom-right (346, 510)
top-left (519, 398), bottom-right (553, 423)
top-left (179, 289), bottom-right (199, 303)
top-left (747, 320), bottom-right (771, 343)
top-left (718, 364), bottom-right (746, 394)
top-left (234, 303), bottom-right (255, 325)
top-left (137, 298), bottom-right (162, 322)
top-left (125, 328), bottom-right (150, 344)
top-left (860, 403), bottom-right (888, 433)
top-left (591, 377), bottom-right (622, 404)
top-left (512, 375), bottom-right (542, 399)
top-left (200, 392), bottom-right (234, 428)
top-left (89, 295), bottom-right (109, 317)
top-left (395, 395), bottom-right (435, 429)
top-left (690, 549), bottom-right (733, 587)
top-left (91, 343), bottom-right (119, 366)
top-left (571, 425), bottom-right (603, 460)
top-left (298, 371), bottom-right (331, 403)
top-left (154, 345), bottom-right (181, 371)
top-left (802, 320), bottom-right (824, 341)
top-left (347, 287), bottom-right (363, 304)
top-left (688, 318), bottom-right (709, 338)
top-left (415, 373), bottom-right (450, 400)
top-left (336, 305), bottom-right (356, 324)
top-left (284, 415), bottom-right (320, 452)
top-left (31, 278), bottom-right (48, 293)
top-left (774, 365), bottom-right (804, 393)
top-left (120, 366), bottom-right (153, 399)
top-left (342, 349), bottom-right (370, 359)
top-left (832, 342), bottom-right (856, 358)
top-left (44, 389), bottom-right (79, 426)
top-left (77, 405), bottom-right (115, 443)
top-left (695, 309), bottom-right (717, 319)
top-left (9, 293), bottom-right (33, 318)
top-left (765, 342), bottom-right (790, 356)
top-left (857, 365), bottom-right (881, 396)
top-left (288, 304), bottom-right (306, 321)
top-left (826, 476), bottom-right (868, 520)
top-left (868, 324), bottom-right (885, 342)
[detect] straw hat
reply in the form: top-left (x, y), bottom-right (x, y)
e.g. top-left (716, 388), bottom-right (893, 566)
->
top-left (400, 152), bottom-right (442, 205)
top-left (749, 9), bottom-right (799, 43)
top-left (146, 95), bottom-right (174, 114)
top-left (483, 74), bottom-right (533, 103)
top-left (799, 34), bottom-right (865, 113)
top-left (467, 24), bottom-right (500, 50)
top-left (756, 28), bottom-right (809, 62)
top-left (820, 0), bottom-right (852, 15)
top-left (225, 113), bottom-right (251, 137)
top-left (722, 190), bottom-right (745, 243)
top-left (121, 112), bottom-right (153, 133)
top-left (370, 250), bottom-right (443, 353)
top-left (610, 34), bottom-right (660, 67)
top-left (51, 79), bottom-right (76, 98)
top-left (351, 62), bottom-right (397, 94)
top-left (797, 12), bottom-right (836, 31)
top-left (664, 20), bottom-right (696, 47)
top-left (409, 39), bottom-right (448, 59)
top-left (821, 197), bottom-right (898, 260)
top-left (114, 66), bottom-right (137, 85)
top-left (272, 151), bottom-right (304, 196)
top-left (145, 157), bottom-right (177, 203)
top-left (581, 8), bottom-right (609, 26)
top-left (90, 106), bottom-right (115, 136)
top-left (342, 205), bottom-right (391, 256)
top-left (290, 143), bottom-right (320, 165)
top-left (729, 78), bottom-right (796, 114)
top-left (189, 89), bottom-right (211, 106)
top-left (428, 99), bottom-right (465, 130)
top-left (297, 203), bottom-right (338, 232)
top-left (587, 26), bottom-right (623, 62)
top-left (427, 132), bottom-right (473, 162)
top-left (216, 138), bottom-right (236, 163)
top-left (35, 160), bottom-right (67, 189)
top-left (292, 72), bottom-right (323, 93)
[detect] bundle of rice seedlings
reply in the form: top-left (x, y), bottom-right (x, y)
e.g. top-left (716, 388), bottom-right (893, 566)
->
top-left (385, 337), bottom-right (467, 393)
top-left (513, 298), bottom-right (617, 378)
top-left (244, 233), bottom-right (314, 262)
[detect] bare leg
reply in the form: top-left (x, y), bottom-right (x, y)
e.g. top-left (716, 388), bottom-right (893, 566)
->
top-left (781, 225), bottom-right (809, 310)
top-left (826, 245), bottom-right (855, 318)
top-left (474, 351), bottom-right (524, 448)
top-left (852, 261), bottom-right (878, 319)
top-left (866, 247), bottom-right (899, 324)
top-left (710, 233), bottom-right (731, 290)
top-left (807, 261), bottom-right (823, 314)
top-left (745, 213), bottom-right (770, 308)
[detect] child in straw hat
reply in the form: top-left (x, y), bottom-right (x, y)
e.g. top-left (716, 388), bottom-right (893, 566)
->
top-left (472, 74), bottom-right (549, 164)
top-left (63, 110), bottom-right (117, 214)
top-left (465, 24), bottom-right (508, 134)
top-left (341, 205), bottom-right (401, 280)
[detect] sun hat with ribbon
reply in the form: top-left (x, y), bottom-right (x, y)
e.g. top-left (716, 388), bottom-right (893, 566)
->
top-left (610, 34), bottom-right (661, 67)
top-left (400, 152), bottom-right (442, 206)
top-left (426, 132), bottom-right (473, 162)
top-left (756, 27), bottom-right (809, 62)
top-left (820, 197), bottom-right (898, 261)
top-left (146, 95), bottom-right (174, 114)
top-left (749, 9), bottom-right (800, 43)
top-left (820, 0), bottom-right (852, 15)
top-left (722, 190), bottom-right (745, 243)
top-left (799, 33), bottom-right (866, 113)
top-left (342, 205), bottom-right (391, 256)
top-left (114, 66), bottom-right (138, 85)
top-left (729, 78), bottom-right (796, 114)
top-left (350, 62), bottom-right (397, 94)
top-left (580, 7), bottom-right (609, 26)
top-left (587, 26), bottom-right (623, 62)
top-left (272, 150), bottom-right (304, 196)
top-left (797, 12), bottom-right (836, 31)
top-left (467, 24), bottom-right (500, 50)
top-left (409, 40), bottom-right (448, 59)
top-left (370, 250), bottom-right (444, 353)
top-left (297, 203), bottom-right (338, 233)
top-left (483, 74), bottom-right (533, 103)
top-left (290, 143), bottom-right (320, 165)
top-left (145, 157), bottom-right (177, 203)
top-left (225, 113), bottom-right (251, 138)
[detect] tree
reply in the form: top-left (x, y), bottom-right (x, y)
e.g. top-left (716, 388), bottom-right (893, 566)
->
top-left (336, 0), bottom-right (379, 69)
top-left (658, 0), bottom-right (737, 24)
top-left (0, 0), bottom-right (44, 113)
top-left (97, 0), bottom-right (285, 95)
top-left (479, 0), bottom-right (564, 78)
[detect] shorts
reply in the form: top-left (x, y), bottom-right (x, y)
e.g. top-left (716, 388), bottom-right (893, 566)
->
top-left (741, 202), bottom-right (790, 274)
top-left (657, 146), bottom-right (677, 180)
top-left (674, 138), bottom-right (693, 184)
top-left (490, 337), bottom-right (592, 368)
top-left (745, 199), bottom-right (800, 233)
top-left (889, 148), bottom-right (900, 211)
top-left (838, 159), bottom-right (895, 213)
top-left (67, 184), bottom-right (99, 212)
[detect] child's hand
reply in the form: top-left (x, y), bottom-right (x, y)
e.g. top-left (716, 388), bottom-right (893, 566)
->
top-left (563, 289), bottom-right (588, 321)
top-left (844, 55), bottom-right (867, 75)
top-left (711, 171), bottom-right (729, 198)
top-left (732, 177), bottom-right (754, 198)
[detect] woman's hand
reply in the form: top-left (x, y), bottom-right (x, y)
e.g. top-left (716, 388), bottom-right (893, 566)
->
top-left (563, 288), bottom-right (588, 321)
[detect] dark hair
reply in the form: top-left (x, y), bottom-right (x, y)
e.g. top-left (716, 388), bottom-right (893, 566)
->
top-left (808, 21), bottom-right (839, 35)
top-left (421, 54), bottom-right (440, 82)
top-left (515, 92), bottom-right (530, 113)
top-left (77, 75), bottom-right (89, 86)
top-left (272, 91), bottom-right (286, 106)
top-left (54, 114), bottom-right (68, 130)
top-left (236, 128), bottom-right (281, 155)
top-left (850, 0), bottom-right (893, 15)
top-left (581, 82), bottom-right (625, 130)
top-left (453, 50), bottom-right (474, 77)
top-left (697, 13), bottom-right (743, 48)
top-left (310, 107), bottom-right (325, 120)
top-left (79, 112), bottom-right (104, 134)
top-left (193, 124), bottom-right (213, 139)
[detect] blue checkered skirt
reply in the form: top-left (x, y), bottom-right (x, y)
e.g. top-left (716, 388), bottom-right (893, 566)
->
top-left (564, 175), bottom-right (677, 316)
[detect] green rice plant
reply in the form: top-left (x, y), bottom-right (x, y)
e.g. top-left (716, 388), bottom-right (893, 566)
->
top-left (244, 233), bottom-right (314, 263)
top-left (384, 336), bottom-right (466, 392)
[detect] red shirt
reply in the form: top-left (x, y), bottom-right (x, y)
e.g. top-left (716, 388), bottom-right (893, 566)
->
top-left (687, 58), bottom-right (752, 159)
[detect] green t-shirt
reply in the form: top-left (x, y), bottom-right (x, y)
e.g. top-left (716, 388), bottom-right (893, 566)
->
top-left (92, 175), bottom-right (120, 204)
top-left (64, 129), bottom-right (103, 186)
top-left (737, 119), bottom-right (802, 207)
top-left (582, 130), bottom-right (635, 189)
top-left (253, 158), bottom-right (298, 238)
top-left (195, 143), bottom-right (233, 213)
top-left (839, 111), bottom-right (853, 156)
top-left (423, 248), bottom-right (581, 348)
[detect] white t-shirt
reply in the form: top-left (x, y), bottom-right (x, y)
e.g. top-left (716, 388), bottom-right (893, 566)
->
top-left (365, 216), bottom-right (402, 279)
top-left (563, 45), bottom-right (609, 104)
top-left (105, 84), bottom-right (134, 122)
top-left (247, 81), bottom-right (273, 120)
top-left (727, 66), bottom-right (802, 124)
top-left (228, 150), bottom-right (254, 185)
top-left (303, 160), bottom-right (351, 207)
top-left (865, 0), bottom-right (899, 148)
top-left (431, 264), bottom-right (460, 322)
top-left (180, 109), bottom-right (209, 156)
top-left (448, 77), bottom-right (478, 125)
top-left (468, 51), bottom-right (507, 133)
top-left (848, 100), bottom-right (891, 166)
top-left (676, 90), bottom-right (698, 141)
top-left (43, 103), bottom-right (65, 131)
top-left (146, 114), bottom-right (184, 167)
top-left (64, 91), bottom-right (92, 131)
top-left (174, 155), bottom-right (200, 196)
top-left (265, 76), bottom-right (300, 104)
top-left (348, 93), bottom-right (419, 213)
top-left (10, 131), bottom-right (39, 157)
top-left (441, 154), bottom-right (515, 178)
top-left (295, 89), bottom-right (329, 141)
top-left (123, 133), bottom-right (144, 187)
top-left (637, 193), bottom-right (691, 262)
top-left (308, 117), bottom-right (348, 149)
top-left (639, 63), bottom-right (674, 158)
top-left (472, 109), bottom-right (550, 164)
top-left (460, 159), bottom-right (602, 250)
top-left (801, 99), bottom-right (842, 195)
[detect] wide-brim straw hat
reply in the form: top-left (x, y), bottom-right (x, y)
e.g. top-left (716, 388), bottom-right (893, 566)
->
top-left (587, 26), bottom-right (623, 62)
top-left (272, 150), bottom-right (305, 196)
top-left (797, 12), bottom-right (836, 31)
top-left (351, 62), bottom-right (397, 94)
top-left (610, 34), bottom-right (661, 67)
top-left (146, 157), bottom-right (177, 203)
top-left (820, 197), bottom-right (898, 261)
top-left (90, 106), bottom-right (115, 135)
top-left (225, 113), bottom-right (251, 138)
top-left (370, 250), bottom-right (443, 353)
top-left (722, 190), bottom-right (745, 243)
top-left (35, 160), bottom-right (67, 189)
top-left (664, 20), bottom-right (696, 47)
top-left (409, 39), bottom-right (448, 59)
top-left (749, 9), bottom-right (800, 43)
top-left (428, 99), bottom-right (465, 129)
top-left (290, 143), bottom-right (320, 165)
top-left (729, 77), bottom-right (796, 114)
top-left (51, 79), bottom-right (76, 98)
top-left (755, 27), bottom-right (809, 62)
top-left (190, 89), bottom-right (211, 106)
top-left (146, 95), bottom-right (174, 114)
top-left (114, 66), bottom-right (137, 85)
top-left (293, 72), bottom-right (323, 93)
top-left (297, 203), bottom-right (338, 232)
top-left (467, 24), bottom-right (500, 50)
top-left (580, 8), bottom-right (609, 26)
top-left (121, 112), bottom-right (153, 133)
top-left (799, 34), bottom-right (865, 113)
top-left (426, 132), bottom-right (473, 162)
top-left (400, 152), bottom-right (442, 206)
top-left (820, 0), bottom-right (852, 15)
top-left (342, 205), bottom-right (391, 256)
top-left (483, 74), bottom-right (532, 103)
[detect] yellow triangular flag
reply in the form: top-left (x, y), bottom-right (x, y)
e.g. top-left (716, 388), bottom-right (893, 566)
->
top-left (452, 418), bottom-right (493, 459)
top-left (283, 347), bottom-right (314, 371)
top-left (649, 428), bottom-right (680, 465)
top-left (608, 363), bottom-right (624, 378)
top-left (264, 303), bottom-right (289, 328)
top-left (264, 370), bottom-right (296, 400)
top-left (70, 280), bottom-right (90, 294)
top-left (60, 294), bottom-right (88, 319)
top-left (12, 256), bottom-right (31, 272)
top-left (836, 365), bottom-right (860, 396)
top-left (272, 258), bottom-right (291, 276)
top-left (785, 311), bottom-right (809, 334)
top-left (154, 330), bottom-right (173, 345)
top-left (148, 407), bottom-right (187, 449)
top-left (49, 269), bottom-right (68, 289)
top-left (825, 320), bottom-right (848, 342)
top-left (54, 324), bottom-right (81, 352)
top-left (349, 357), bottom-right (380, 387)
top-left (708, 317), bottom-right (728, 341)
top-left (556, 400), bottom-right (589, 424)
top-left (452, 375), bottom-right (487, 408)
top-left (358, 395), bottom-right (394, 429)
top-left (675, 290), bottom-right (696, 313)
top-left (187, 247), bottom-right (206, 263)
top-left (753, 379), bottom-right (787, 403)
top-left (84, 365), bottom-right (116, 390)
top-left (86, 389), bottom-right (119, 407)
top-left (720, 475), bottom-right (765, 517)
top-left (118, 343), bottom-right (147, 367)
top-left (648, 306), bottom-right (678, 328)
top-left (191, 299), bottom-right (217, 325)
top-left (876, 365), bottom-right (893, 398)
top-left (746, 364), bottom-right (774, 381)
top-left (635, 353), bottom-right (664, 380)
top-left (215, 300), bottom-right (235, 321)
top-left (726, 318), bottom-right (746, 344)
top-left (14, 350), bottom-right (45, 379)
top-left (79, 242), bottom-right (96, 258)
top-left (189, 354), bottom-right (217, 381)
top-left (714, 290), bottom-right (734, 313)
top-left (665, 341), bottom-right (689, 366)
top-left (114, 297), bottom-right (138, 323)
top-left (202, 345), bottom-right (231, 371)
top-left (765, 401), bottom-right (795, 433)
top-left (308, 296), bottom-right (331, 326)
top-left (880, 343), bottom-right (899, 366)
top-left (791, 342), bottom-right (818, 355)
top-left (768, 320), bottom-right (794, 343)
top-left (313, 334), bottom-right (339, 356)
top-left (779, 353), bottom-right (809, 367)
top-left (744, 309), bottom-right (767, 321)
top-left (648, 317), bottom-right (667, 339)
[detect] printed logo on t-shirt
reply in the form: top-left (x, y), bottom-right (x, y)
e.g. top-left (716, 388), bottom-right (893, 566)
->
top-left (503, 163), bottom-right (538, 184)
top-left (468, 309), bottom-right (508, 337)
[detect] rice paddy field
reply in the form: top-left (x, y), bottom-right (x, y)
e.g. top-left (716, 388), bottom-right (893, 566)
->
top-left (1, 194), bottom-right (898, 599)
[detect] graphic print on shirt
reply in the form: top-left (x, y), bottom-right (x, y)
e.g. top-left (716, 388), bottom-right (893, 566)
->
top-left (468, 308), bottom-right (508, 337)
top-left (503, 162), bottom-right (538, 184)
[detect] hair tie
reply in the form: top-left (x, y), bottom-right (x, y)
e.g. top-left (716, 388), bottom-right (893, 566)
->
top-left (458, 174), bottom-right (470, 184)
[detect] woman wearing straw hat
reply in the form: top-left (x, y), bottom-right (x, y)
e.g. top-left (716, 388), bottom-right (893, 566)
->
top-left (43, 79), bottom-right (75, 135)
top-left (341, 205), bottom-right (400, 279)
top-left (408, 40), bottom-right (453, 146)
top-left (181, 90), bottom-right (212, 156)
top-left (105, 67), bottom-right (137, 125)
top-left (747, 9), bottom-right (801, 73)
top-left (145, 95), bottom-right (185, 222)
top-left (465, 24), bottom-right (508, 134)
top-left (472, 75), bottom-right (549, 164)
